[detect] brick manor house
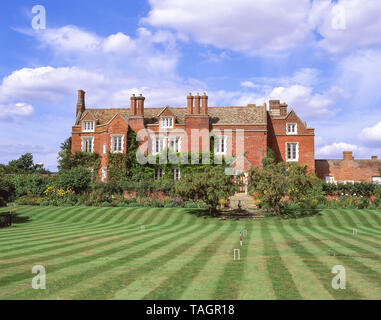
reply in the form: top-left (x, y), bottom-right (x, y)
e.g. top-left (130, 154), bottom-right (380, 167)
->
top-left (71, 90), bottom-right (381, 184)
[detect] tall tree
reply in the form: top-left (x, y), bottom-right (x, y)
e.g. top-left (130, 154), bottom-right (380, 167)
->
top-left (57, 137), bottom-right (73, 171)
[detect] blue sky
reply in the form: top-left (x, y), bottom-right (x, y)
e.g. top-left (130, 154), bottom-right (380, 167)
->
top-left (1, 0), bottom-right (381, 171)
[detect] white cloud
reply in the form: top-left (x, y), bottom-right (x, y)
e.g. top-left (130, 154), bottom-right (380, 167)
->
top-left (0, 102), bottom-right (34, 120)
top-left (359, 121), bottom-right (381, 147)
top-left (237, 80), bottom-right (348, 120)
top-left (311, 0), bottom-right (381, 54)
top-left (0, 66), bottom-right (109, 104)
top-left (103, 32), bottom-right (136, 54)
top-left (143, 0), bottom-right (313, 53)
top-left (317, 142), bottom-right (361, 158)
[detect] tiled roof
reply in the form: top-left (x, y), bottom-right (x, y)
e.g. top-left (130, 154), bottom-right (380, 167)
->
top-left (77, 105), bottom-right (266, 126)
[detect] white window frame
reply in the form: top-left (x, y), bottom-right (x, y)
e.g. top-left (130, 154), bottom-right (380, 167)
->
top-left (160, 117), bottom-right (174, 128)
top-left (215, 136), bottom-right (227, 155)
top-left (325, 176), bottom-right (335, 184)
top-left (286, 123), bottom-right (297, 135)
top-left (83, 121), bottom-right (95, 132)
top-left (153, 137), bottom-right (166, 155)
top-left (286, 142), bottom-right (299, 162)
top-left (101, 167), bottom-right (107, 182)
top-left (103, 143), bottom-right (106, 154)
top-left (169, 136), bottom-right (181, 152)
top-left (154, 168), bottom-right (163, 180)
top-left (81, 136), bottom-right (94, 152)
top-left (110, 134), bottom-right (124, 153)
top-left (372, 176), bottom-right (381, 184)
top-left (343, 180), bottom-right (355, 185)
top-left (173, 168), bottom-right (181, 181)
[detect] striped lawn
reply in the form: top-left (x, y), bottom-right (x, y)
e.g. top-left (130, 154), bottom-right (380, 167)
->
top-left (0, 206), bottom-right (380, 300)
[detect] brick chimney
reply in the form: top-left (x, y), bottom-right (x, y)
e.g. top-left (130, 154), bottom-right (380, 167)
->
top-left (194, 93), bottom-right (201, 114)
top-left (187, 93), bottom-right (194, 114)
top-left (76, 90), bottom-right (85, 116)
top-left (280, 102), bottom-right (288, 116)
top-left (130, 94), bottom-right (137, 116)
top-left (371, 155), bottom-right (378, 160)
top-left (201, 92), bottom-right (208, 115)
top-left (343, 151), bottom-right (354, 160)
top-left (269, 100), bottom-right (280, 116)
top-left (136, 94), bottom-right (145, 116)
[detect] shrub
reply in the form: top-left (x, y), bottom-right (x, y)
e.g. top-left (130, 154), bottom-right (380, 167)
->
top-left (16, 195), bottom-right (48, 206)
top-left (55, 166), bottom-right (92, 193)
top-left (11, 174), bottom-right (51, 198)
top-left (0, 178), bottom-right (15, 206)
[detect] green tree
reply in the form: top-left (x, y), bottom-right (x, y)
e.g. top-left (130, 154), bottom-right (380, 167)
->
top-left (55, 166), bottom-right (92, 193)
top-left (175, 166), bottom-right (237, 214)
top-left (248, 157), bottom-right (316, 217)
top-left (7, 153), bottom-right (48, 173)
top-left (0, 177), bottom-right (15, 207)
top-left (57, 137), bottom-right (73, 170)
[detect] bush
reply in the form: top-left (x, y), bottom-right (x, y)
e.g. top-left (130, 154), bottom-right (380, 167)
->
top-left (55, 166), bottom-right (92, 194)
top-left (11, 174), bottom-right (51, 198)
top-left (16, 195), bottom-right (48, 206)
top-left (0, 178), bottom-right (15, 206)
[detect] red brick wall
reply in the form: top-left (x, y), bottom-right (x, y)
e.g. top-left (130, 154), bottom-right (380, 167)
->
top-left (267, 111), bottom-right (315, 172)
top-left (316, 158), bottom-right (381, 182)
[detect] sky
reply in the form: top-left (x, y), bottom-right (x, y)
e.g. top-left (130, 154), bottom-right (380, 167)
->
top-left (0, 0), bottom-right (381, 171)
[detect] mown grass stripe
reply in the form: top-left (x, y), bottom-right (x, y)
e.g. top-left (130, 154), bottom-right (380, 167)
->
top-left (5, 217), bottom-right (208, 299)
top-left (0, 209), bottom-right (193, 290)
top-left (291, 219), bottom-right (381, 291)
top-left (0, 208), bottom-right (184, 269)
top-left (275, 220), bottom-right (361, 299)
top-left (0, 209), bottom-right (173, 256)
top-left (72, 221), bottom-right (220, 300)
top-left (319, 211), bottom-right (381, 252)
top-left (212, 222), bottom-right (254, 299)
top-left (261, 221), bottom-right (302, 299)
top-left (142, 223), bottom-right (236, 300)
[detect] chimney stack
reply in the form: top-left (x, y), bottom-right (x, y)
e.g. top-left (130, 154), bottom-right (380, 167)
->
top-left (187, 93), bottom-right (194, 115)
top-left (194, 93), bottom-right (201, 114)
top-left (76, 90), bottom-right (86, 116)
top-left (201, 92), bottom-right (208, 115)
top-left (371, 155), bottom-right (378, 160)
top-left (280, 102), bottom-right (288, 116)
top-left (269, 100), bottom-right (280, 116)
top-left (130, 94), bottom-right (137, 116)
top-left (136, 94), bottom-right (145, 116)
top-left (343, 151), bottom-right (354, 160)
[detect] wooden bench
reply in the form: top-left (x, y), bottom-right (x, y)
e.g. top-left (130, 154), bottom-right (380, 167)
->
top-left (0, 213), bottom-right (12, 228)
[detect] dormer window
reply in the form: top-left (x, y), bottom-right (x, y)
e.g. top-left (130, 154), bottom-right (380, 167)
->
top-left (83, 121), bottom-right (95, 132)
top-left (161, 117), bottom-right (173, 128)
top-left (286, 123), bottom-right (297, 135)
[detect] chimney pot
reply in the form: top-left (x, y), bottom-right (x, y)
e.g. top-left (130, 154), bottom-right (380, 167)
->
top-left (194, 93), bottom-right (201, 114)
top-left (187, 93), bottom-right (194, 115)
top-left (76, 89), bottom-right (86, 116)
top-left (130, 94), bottom-right (137, 116)
top-left (201, 92), bottom-right (208, 115)
top-left (343, 151), bottom-right (354, 160)
top-left (136, 94), bottom-right (145, 116)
